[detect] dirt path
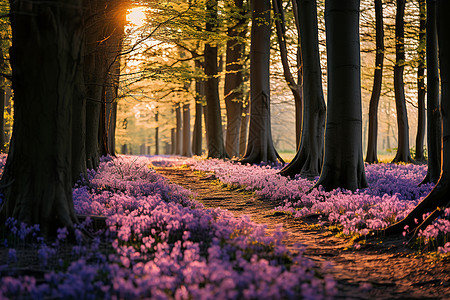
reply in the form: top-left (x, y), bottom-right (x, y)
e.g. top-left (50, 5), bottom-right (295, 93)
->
top-left (156, 166), bottom-right (450, 300)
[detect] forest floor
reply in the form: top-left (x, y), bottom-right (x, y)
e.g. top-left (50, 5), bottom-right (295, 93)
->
top-left (155, 166), bottom-right (450, 300)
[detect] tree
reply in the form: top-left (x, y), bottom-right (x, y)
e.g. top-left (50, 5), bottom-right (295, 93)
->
top-left (415, 0), bottom-right (426, 161)
top-left (192, 60), bottom-right (204, 156)
top-left (391, 0), bottom-right (413, 163)
top-left (175, 103), bottom-right (183, 155)
top-left (0, 3), bottom-right (10, 154)
top-left (385, 0), bottom-right (450, 235)
top-left (224, 0), bottom-right (247, 158)
top-left (279, 0), bottom-right (326, 179)
top-left (84, 0), bottom-right (107, 170)
top-left (365, 0), bottom-right (384, 164)
top-left (155, 110), bottom-right (160, 155)
top-left (204, 0), bottom-right (227, 158)
top-left (171, 128), bottom-right (176, 154)
top-left (314, 0), bottom-right (368, 192)
top-left (239, 94), bottom-right (250, 156)
top-left (241, 0), bottom-right (282, 164)
top-left (182, 103), bottom-right (192, 156)
top-left (0, 52), bottom-right (8, 154)
top-left (421, 0), bottom-right (441, 184)
top-left (83, 0), bottom-right (126, 168)
top-left (71, 54), bottom-right (88, 184)
top-left (0, 0), bottom-right (83, 236)
top-left (98, 1), bottom-right (126, 158)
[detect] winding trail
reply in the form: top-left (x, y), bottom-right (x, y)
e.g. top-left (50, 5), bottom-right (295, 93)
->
top-left (156, 166), bottom-right (450, 300)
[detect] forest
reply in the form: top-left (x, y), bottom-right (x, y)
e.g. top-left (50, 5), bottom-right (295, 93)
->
top-left (0, 0), bottom-right (449, 299)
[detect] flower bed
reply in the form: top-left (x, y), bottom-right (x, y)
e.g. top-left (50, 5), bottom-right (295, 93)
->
top-left (0, 155), bottom-right (335, 299)
top-left (172, 157), bottom-right (449, 251)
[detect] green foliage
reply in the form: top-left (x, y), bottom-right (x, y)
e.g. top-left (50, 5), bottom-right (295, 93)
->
top-left (410, 146), bottom-right (428, 160)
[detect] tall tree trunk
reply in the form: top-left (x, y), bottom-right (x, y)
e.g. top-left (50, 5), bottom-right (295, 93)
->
top-left (192, 60), bottom-right (204, 156)
top-left (239, 94), bottom-right (250, 156)
top-left (4, 87), bottom-right (11, 147)
top-left (107, 102), bottom-right (117, 155)
top-left (280, 0), bottom-right (326, 179)
top-left (205, 0), bottom-right (227, 158)
top-left (385, 0), bottom-right (450, 235)
top-left (99, 79), bottom-right (118, 157)
top-left (171, 128), bottom-right (176, 155)
top-left (121, 144), bottom-right (127, 154)
top-left (203, 103), bottom-right (208, 149)
top-left (241, 0), bottom-right (281, 164)
top-left (415, 0), bottom-right (426, 161)
top-left (273, 0), bottom-right (303, 150)
top-left (0, 0), bottom-right (83, 236)
top-left (314, 0), bottom-right (367, 192)
top-left (155, 111), bottom-right (159, 155)
top-left (392, 0), bottom-right (413, 163)
top-left (365, 0), bottom-right (384, 164)
top-left (0, 86), bottom-right (5, 153)
top-left (422, 0), bottom-right (441, 184)
top-left (0, 43), bottom-right (5, 153)
top-left (72, 61), bottom-right (87, 184)
top-left (293, 1), bottom-right (303, 149)
top-left (225, 0), bottom-right (246, 158)
top-left (182, 103), bottom-right (192, 157)
top-left (192, 101), bottom-right (203, 156)
top-left (84, 0), bottom-right (107, 170)
top-left (97, 0), bottom-right (124, 158)
top-left (84, 70), bottom-right (102, 170)
top-left (175, 103), bottom-right (183, 155)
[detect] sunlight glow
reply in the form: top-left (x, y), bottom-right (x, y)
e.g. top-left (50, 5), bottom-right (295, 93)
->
top-left (127, 6), bottom-right (146, 27)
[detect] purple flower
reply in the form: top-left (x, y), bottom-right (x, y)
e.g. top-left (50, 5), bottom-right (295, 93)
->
top-left (8, 248), bottom-right (17, 264)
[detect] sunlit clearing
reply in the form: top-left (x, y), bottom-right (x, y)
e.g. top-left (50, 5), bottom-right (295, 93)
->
top-left (127, 6), bottom-right (146, 27)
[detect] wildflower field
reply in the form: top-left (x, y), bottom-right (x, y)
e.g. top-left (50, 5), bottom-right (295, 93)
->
top-left (0, 154), bottom-right (449, 299)
top-left (186, 157), bottom-right (450, 251)
top-left (0, 155), bottom-right (335, 299)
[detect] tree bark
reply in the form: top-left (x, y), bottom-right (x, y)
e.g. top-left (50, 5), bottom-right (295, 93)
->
top-left (72, 60), bottom-right (87, 184)
top-left (84, 0), bottom-right (107, 170)
top-left (192, 60), bottom-right (204, 156)
top-left (415, 0), bottom-right (427, 162)
top-left (365, 0), bottom-right (384, 164)
top-left (94, 0), bottom-right (125, 159)
top-left (182, 103), bottom-right (192, 157)
top-left (192, 101), bottom-right (203, 156)
top-left (0, 86), bottom-right (5, 153)
top-left (241, 0), bottom-right (281, 164)
top-left (314, 0), bottom-right (368, 192)
top-left (175, 103), bottom-right (183, 155)
top-left (99, 23), bottom-right (123, 156)
top-left (171, 128), bottom-right (176, 155)
top-left (385, 0), bottom-right (450, 236)
top-left (155, 111), bottom-right (159, 155)
top-left (0, 43), bottom-right (6, 153)
top-left (0, 0), bottom-right (83, 236)
top-left (239, 95), bottom-right (250, 156)
top-left (204, 0), bottom-right (227, 159)
top-left (3, 87), bottom-right (11, 148)
top-left (224, 0), bottom-right (246, 158)
top-left (422, 0), bottom-right (441, 184)
top-left (99, 79), bottom-right (118, 157)
top-left (280, 0), bottom-right (326, 179)
top-left (392, 0), bottom-right (414, 163)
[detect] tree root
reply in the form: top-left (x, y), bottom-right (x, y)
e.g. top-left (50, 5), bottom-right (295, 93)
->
top-left (384, 173), bottom-right (450, 236)
top-left (407, 204), bottom-right (449, 243)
